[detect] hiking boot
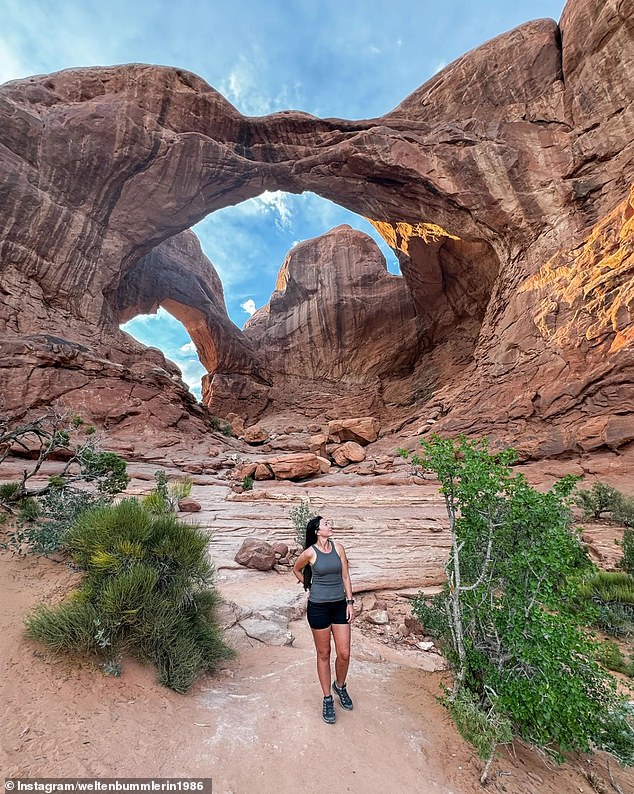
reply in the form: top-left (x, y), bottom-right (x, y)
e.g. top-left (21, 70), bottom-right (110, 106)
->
top-left (322, 694), bottom-right (336, 724)
top-left (333, 681), bottom-right (353, 710)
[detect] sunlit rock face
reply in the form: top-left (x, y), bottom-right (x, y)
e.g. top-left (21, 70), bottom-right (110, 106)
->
top-left (0, 0), bottom-right (632, 457)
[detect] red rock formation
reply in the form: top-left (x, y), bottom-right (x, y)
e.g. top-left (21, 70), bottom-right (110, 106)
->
top-left (223, 226), bottom-right (419, 420)
top-left (0, 0), bottom-right (632, 458)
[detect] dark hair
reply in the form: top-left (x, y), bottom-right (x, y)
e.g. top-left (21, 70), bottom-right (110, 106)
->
top-left (302, 515), bottom-right (322, 591)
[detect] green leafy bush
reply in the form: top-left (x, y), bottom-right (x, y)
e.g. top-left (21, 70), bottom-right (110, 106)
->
top-left (288, 498), bottom-right (317, 546)
top-left (576, 482), bottom-right (624, 520)
top-left (1, 415), bottom-right (129, 555)
top-left (405, 436), bottom-right (634, 778)
top-left (623, 529), bottom-right (634, 576)
top-left (25, 500), bottom-right (233, 692)
top-left (143, 471), bottom-right (193, 514)
top-left (209, 416), bottom-right (234, 436)
top-left (242, 476), bottom-right (254, 491)
top-left (595, 639), bottom-right (629, 675)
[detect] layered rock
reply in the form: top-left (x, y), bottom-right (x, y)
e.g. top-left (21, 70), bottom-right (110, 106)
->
top-left (0, 0), bottom-right (632, 457)
top-left (222, 226), bottom-right (420, 419)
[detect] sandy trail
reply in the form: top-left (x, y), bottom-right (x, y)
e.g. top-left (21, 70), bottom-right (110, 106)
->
top-left (2, 552), bottom-right (634, 794)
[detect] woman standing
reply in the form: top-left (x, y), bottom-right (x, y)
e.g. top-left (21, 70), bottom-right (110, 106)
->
top-left (293, 515), bottom-right (355, 724)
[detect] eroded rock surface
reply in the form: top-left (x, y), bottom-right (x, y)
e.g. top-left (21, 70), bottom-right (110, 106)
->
top-left (0, 0), bottom-right (632, 458)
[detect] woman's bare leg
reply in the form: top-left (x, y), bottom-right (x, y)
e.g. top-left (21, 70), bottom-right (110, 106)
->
top-left (311, 627), bottom-right (333, 695)
top-left (331, 622), bottom-right (351, 687)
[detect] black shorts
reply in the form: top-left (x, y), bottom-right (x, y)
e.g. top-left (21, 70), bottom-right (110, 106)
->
top-left (307, 599), bottom-right (348, 630)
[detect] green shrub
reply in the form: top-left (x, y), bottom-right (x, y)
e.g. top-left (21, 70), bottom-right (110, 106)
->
top-left (406, 436), bottom-right (634, 778)
top-left (577, 571), bottom-right (634, 638)
top-left (288, 499), bottom-right (317, 547)
top-left (576, 482), bottom-right (624, 520)
top-left (623, 529), bottom-right (634, 576)
top-left (209, 416), bottom-right (234, 436)
top-left (25, 500), bottom-right (233, 692)
top-left (595, 639), bottom-right (629, 674)
top-left (0, 481), bottom-right (22, 504)
top-left (143, 471), bottom-right (193, 513)
top-left (142, 491), bottom-right (172, 515)
top-left (242, 476), bottom-right (254, 491)
top-left (1, 415), bottom-right (130, 556)
top-left (445, 687), bottom-right (512, 762)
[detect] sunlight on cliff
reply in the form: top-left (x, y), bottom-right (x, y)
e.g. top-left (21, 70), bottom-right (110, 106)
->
top-left (521, 185), bottom-right (634, 353)
top-left (369, 220), bottom-right (460, 256)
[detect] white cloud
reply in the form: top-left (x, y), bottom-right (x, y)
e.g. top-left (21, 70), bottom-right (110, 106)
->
top-left (241, 299), bottom-right (256, 316)
top-left (255, 190), bottom-right (294, 231)
top-left (171, 356), bottom-right (207, 401)
top-left (432, 59), bottom-right (448, 75)
top-left (179, 341), bottom-right (196, 354)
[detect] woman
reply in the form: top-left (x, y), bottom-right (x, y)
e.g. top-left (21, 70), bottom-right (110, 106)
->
top-left (293, 515), bottom-right (355, 724)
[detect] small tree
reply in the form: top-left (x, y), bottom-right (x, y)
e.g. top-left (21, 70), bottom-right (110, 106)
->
top-left (402, 436), bottom-right (634, 781)
top-left (0, 414), bottom-right (130, 554)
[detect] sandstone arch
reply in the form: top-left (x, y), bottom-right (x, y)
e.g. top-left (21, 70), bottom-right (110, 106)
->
top-left (0, 0), bottom-right (632, 456)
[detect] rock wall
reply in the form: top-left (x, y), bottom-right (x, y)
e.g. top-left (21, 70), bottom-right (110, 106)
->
top-left (0, 0), bottom-right (632, 456)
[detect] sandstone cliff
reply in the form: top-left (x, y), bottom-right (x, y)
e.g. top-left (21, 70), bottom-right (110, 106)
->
top-left (0, 0), bottom-right (631, 457)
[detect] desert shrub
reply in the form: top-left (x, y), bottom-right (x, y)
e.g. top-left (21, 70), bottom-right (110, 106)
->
top-left (623, 529), bottom-right (634, 576)
top-left (25, 499), bottom-right (233, 692)
top-left (142, 471), bottom-right (193, 514)
top-left (0, 414), bottom-right (129, 555)
top-left (615, 501), bottom-right (634, 529)
top-left (595, 640), bottom-right (630, 675)
top-left (445, 687), bottom-right (512, 763)
top-left (405, 436), bottom-right (634, 780)
top-left (242, 475), bottom-right (254, 491)
top-left (576, 482), bottom-right (624, 521)
top-left (288, 498), bottom-right (317, 547)
top-left (142, 490), bottom-right (172, 515)
top-left (577, 571), bottom-right (634, 638)
top-left (209, 416), bottom-right (234, 436)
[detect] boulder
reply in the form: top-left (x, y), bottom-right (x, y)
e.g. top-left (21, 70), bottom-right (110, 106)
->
top-left (226, 412), bottom-right (245, 436)
top-left (309, 433), bottom-right (329, 458)
top-left (254, 463), bottom-right (274, 480)
top-left (242, 425), bottom-right (269, 445)
top-left (331, 441), bottom-right (367, 467)
top-left (328, 418), bottom-right (380, 446)
top-left (316, 455), bottom-right (332, 474)
top-left (266, 453), bottom-right (322, 481)
top-left (177, 497), bottom-right (202, 512)
top-left (234, 539), bottom-right (276, 571)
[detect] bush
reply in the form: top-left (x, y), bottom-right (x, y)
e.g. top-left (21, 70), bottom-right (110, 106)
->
top-left (209, 416), bottom-right (234, 436)
top-left (142, 471), bottom-right (193, 514)
top-left (242, 476), bottom-right (254, 491)
top-left (576, 482), bottom-right (624, 521)
top-left (595, 640), bottom-right (629, 675)
top-left (288, 499), bottom-right (317, 547)
top-left (25, 500), bottom-right (233, 692)
top-left (623, 529), bottom-right (634, 576)
top-left (0, 415), bottom-right (129, 555)
top-left (405, 436), bottom-right (634, 778)
top-left (577, 571), bottom-right (634, 638)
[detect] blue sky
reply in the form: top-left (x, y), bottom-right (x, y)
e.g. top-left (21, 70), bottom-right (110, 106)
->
top-left (1, 0), bottom-right (566, 398)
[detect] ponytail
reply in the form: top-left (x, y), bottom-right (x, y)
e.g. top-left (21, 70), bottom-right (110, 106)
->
top-left (303, 515), bottom-right (322, 591)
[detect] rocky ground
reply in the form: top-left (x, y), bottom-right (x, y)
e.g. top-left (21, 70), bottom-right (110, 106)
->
top-left (2, 455), bottom-right (634, 793)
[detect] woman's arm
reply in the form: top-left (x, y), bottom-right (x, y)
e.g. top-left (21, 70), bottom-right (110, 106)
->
top-left (293, 548), bottom-right (314, 585)
top-left (336, 543), bottom-right (355, 622)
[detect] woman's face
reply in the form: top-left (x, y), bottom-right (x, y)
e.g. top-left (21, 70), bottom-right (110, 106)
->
top-left (318, 518), bottom-right (334, 537)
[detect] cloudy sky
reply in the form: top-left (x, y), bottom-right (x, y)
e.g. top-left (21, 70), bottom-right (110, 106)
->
top-left (1, 0), bottom-right (566, 398)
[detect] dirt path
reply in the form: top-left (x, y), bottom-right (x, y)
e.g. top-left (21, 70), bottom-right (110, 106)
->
top-left (2, 552), bottom-right (634, 794)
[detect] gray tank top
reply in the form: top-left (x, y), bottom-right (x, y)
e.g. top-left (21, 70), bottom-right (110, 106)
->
top-left (309, 542), bottom-right (345, 603)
